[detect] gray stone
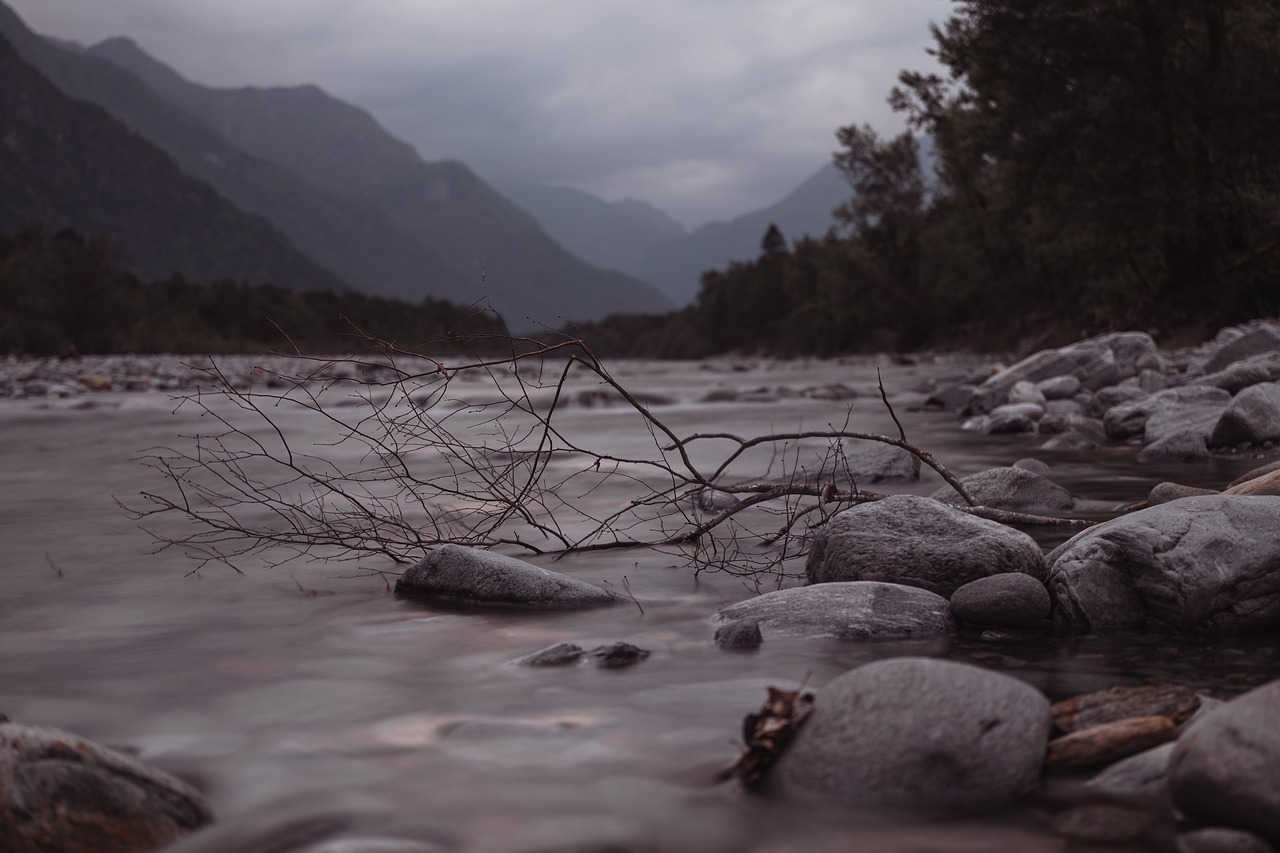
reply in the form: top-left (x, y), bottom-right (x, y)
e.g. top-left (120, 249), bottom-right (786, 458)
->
top-left (713, 582), bottom-right (952, 640)
top-left (1146, 482), bottom-right (1218, 506)
top-left (519, 642), bottom-right (585, 667)
top-left (950, 573), bottom-right (1051, 628)
top-left (1138, 429), bottom-right (1210, 463)
top-left (1090, 383), bottom-right (1150, 416)
top-left (1211, 382), bottom-right (1280, 448)
top-left (1012, 458), bottom-right (1051, 475)
top-left (984, 409), bottom-right (1038, 434)
top-left (930, 466), bottom-right (1074, 512)
top-left (1195, 324), bottom-right (1280, 376)
top-left (714, 619), bottom-right (762, 650)
top-left (1041, 424), bottom-right (1106, 451)
top-left (1145, 392), bottom-right (1235, 445)
top-left (1170, 679), bottom-right (1280, 845)
top-left (1008, 380), bottom-right (1047, 406)
top-left (767, 657), bottom-right (1052, 809)
top-left (1038, 374), bottom-right (1082, 400)
top-left (926, 382), bottom-right (977, 411)
top-left (1199, 352), bottom-right (1280, 394)
top-left (0, 723), bottom-right (212, 853)
top-left (806, 495), bottom-right (1045, 596)
top-left (1047, 495), bottom-right (1280, 632)
top-left (767, 443), bottom-right (920, 488)
top-left (1103, 386), bottom-right (1231, 441)
top-left (1085, 742), bottom-right (1175, 801)
top-left (394, 545), bottom-right (622, 608)
top-left (1049, 805), bottom-right (1157, 844)
top-left (1139, 368), bottom-right (1171, 393)
top-left (1043, 398), bottom-right (1084, 417)
top-left (1178, 827), bottom-right (1277, 853)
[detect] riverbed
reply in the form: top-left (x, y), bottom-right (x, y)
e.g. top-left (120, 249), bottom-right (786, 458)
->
top-left (2, 354), bottom-right (1277, 852)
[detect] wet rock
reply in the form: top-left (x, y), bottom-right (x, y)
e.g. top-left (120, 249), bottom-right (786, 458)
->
top-left (764, 443), bottom-right (920, 488)
top-left (1008, 381), bottom-right (1047, 407)
top-left (1047, 495), bottom-right (1280, 632)
top-left (1043, 397), bottom-right (1084, 417)
top-left (714, 619), bottom-right (762, 650)
top-left (1038, 374), bottom-right (1082, 400)
top-left (1210, 382), bottom-right (1280, 448)
top-left (1091, 383), bottom-right (1150, 415)
top-left (1085, 742), bottom-right (1175, 801)
top-left (1046, 716), bottom-right (1179, 771)
top-left (1228, 459), bottom-right (1280, 488)
top-left (590, 642), bottom-right (649, 668)
top-left (1193, 323), bottom-right (1280, 376)
top-left (1146, 482), bottom-right (1218, 506)
top-left (1139, 368), bottom-right (1171, 393)
top-left (1177, 827), bottom-right (1277, 853)
top-left (77, 374), bottom-right (112, 391)
top-left (983, 403), bottom-right (1042, 434)
top-left (1225, 468), bottom-right (1280, 497)
top-left (1053, 685), bottom-right (1200, 733)
top-left (519, 642), bottom-right (586, 667)
top-left (925, 381), bottom-right (977, 411)
top-left (1041, 427), bottom-right (1103, 451)
top-left (1138, 430), bottom-right (1210, 463)
top-left (1199, 352), bottom-right (1280, 394)
top-left (1103, 385), bottom-right (1231, 441)
top-left (806, 495), bottom-right (1045, 596)
top-left (0, 722), bottom-right (212, 853)
top-left (713, 582), bottom-right (952, 641)
top-left (767, 657), bottom-right (1051, 809)
top-left (930, 466), bottom-right (1074, 513)
top-left (1049, 804), bottom-right (1157, 845)
top-left (950, 573), bottom-right (1050, 628)
top-left (1170, 679), bottom-right (1280, 845)
top-left (394, 545), bottom-right (622, 608)
top-left (1011, 457), bottom-right (1051, 475)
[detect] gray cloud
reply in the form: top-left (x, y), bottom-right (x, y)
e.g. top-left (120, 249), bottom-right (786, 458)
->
top-left (9, 0), bottom-right (945, 226)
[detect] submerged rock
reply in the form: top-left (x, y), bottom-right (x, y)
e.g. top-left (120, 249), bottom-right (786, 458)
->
top-left (714, 582), bottom-right (951, 641)
top-left (806, 495), bottom-right (1045, 596)
top-left (394, 545), bottom-right (622, 608)
top-left (767, 657), bottom-right (1051, 809)
top-left (0, 723), bottom-right (212, 853)
top-left (1047, 495), bottom-right (1280, 633)
top-left (950, 573), bottom-right (1051, 628)
top-left (713, 619), bottom-right (763, 650)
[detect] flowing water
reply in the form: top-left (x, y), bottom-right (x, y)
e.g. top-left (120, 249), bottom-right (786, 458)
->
top-left (2, 356), bottom-right (1278, 852)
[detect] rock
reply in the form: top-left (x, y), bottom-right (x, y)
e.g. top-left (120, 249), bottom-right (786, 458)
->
top-left (1041, 427), bottom-right (1103, 451)
top-left (1194, 323), bottom-right (1280, 376)
top-left (714, 619), bottom-right (762, 650)
top-left (0, 723), bottom-right (212, 853)
top-left (1138, 429), bottom-right (1210, 463)
top-left (930, 466), bottom-right (1074, 512)
top-left (768, 443), bottom-right (920, 487)
top-left (1228, 459), bottom-right (1280, 488)
top-left (767, 657), bottom-right (1052, 809)
top-left (983, 409), bottom-right (1038, 434)
top-left (950, 573), bottom-right (1051, 628)
top-left (1008, 380), bottom-right (1047, 406)
top-left (1210, 382), bottom-right (1280, 448)
top-left (1085, 742), bottom-right (1176, 801)
top-left (1011, 457), bottom-right (1051, 475)
top-left (1038, 375), bottom-right (1082, 400)
top-left (1146, 482), bottom-right (1218, 506)
top-left (1225, 468), bottom-right (1280, 497)
top-left (1145, 392), bottom-right (1235, 445)
top-left (77, 374), bottom-right (112, 391)
top-left (1169, 679), bottom-right (1280, 844)
top-left (1049, 805), bottom-right (1157, 844)
top-left (1199, 352), bottom-right (1280, 394)
top-left (713, 582), bottom-right (952, 641)
top-left (589, 642), bottom-right (649, 668)
top-left (1053, 685), bottom-right (1200, 733)
top-left (1139, 368), bottom-right (1170, 393)
top-left (1177, 827), bottom-right (1277, 853)
top-left (1046, 716), bottom-right (1178, 771)
top-left (1091, 383), bottom-right (1151, 416)
top-left (1043, 397), bottom-right (1084, 417)
top-left (394, 545), bottom-right (622, 608)
top-left (806, 495), bottom-right (1045, 596)
top-left (1046, 495), bottom-right (1280, 632)
top-left (926, 382), bottom-right (977, 411)
top-left (519, 642), bottom-right (585, 667)
top-left (1103, 386), bottom-right (1231, 441)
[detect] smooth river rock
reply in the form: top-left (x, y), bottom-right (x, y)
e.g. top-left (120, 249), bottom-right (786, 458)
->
top-left (1169, 679), bottom-right (1280, 845)
top-left (1046, 495), bottom-right (1280, 633)
top-left (713, 582), bottom-right (951, 640)
top-left (930, 466), bottom-right (1074, 512)
top-left (1210, 382), bottom-right (1280, 448)
top-left (1103, 385), bottom-right (1231, 441)
top-left (0, 723), bottom-right (212, 853)
top-left (806, 495), bottom-right (1045, 596)
top-left (949, 573), bottom-right (1051, 628)
top-left (767, 657), bottom-right (1052, 809)
top-left (394, 544), bottom-right (621, 608)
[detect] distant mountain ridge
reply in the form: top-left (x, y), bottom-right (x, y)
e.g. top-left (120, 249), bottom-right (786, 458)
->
top-left (0, 32), bottom-right (345, 292)
top-left (81, 32), bottom-right (672, 327)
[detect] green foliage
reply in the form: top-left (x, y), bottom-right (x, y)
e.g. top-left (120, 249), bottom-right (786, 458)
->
top-left (0, 227), bottom-right (506, 356)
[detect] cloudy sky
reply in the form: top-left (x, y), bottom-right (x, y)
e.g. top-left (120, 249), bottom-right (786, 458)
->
top-left (9, 0), bottom-right (948, 228)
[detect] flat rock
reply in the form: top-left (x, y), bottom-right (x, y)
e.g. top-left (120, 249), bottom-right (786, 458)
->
top-left (394, 545), bottom-right (622, 608)
top-left (930, 466), bottom-right (1074, 512)
top-left (0, 723), bottom-right (212, 853)
top-left (1053, 685), bottom-right (1200, 733)
top-left (1169, 679), bottom-right (1280, 845)
top-left (1103, 386), bottom-right (1231, 441)
top-left (1210, 382), bottom-right (1280, 448)
top-left (767, 657), bottom-right (1052, 809)
top-left (806, 495), bottom-right (1045, 596)
top-left (713, 582), bottom-right (952, 640)
top-left (1046, 716), bottom-right (1179, 771)
top-left (950, 573), bottom-right (1050, 628)
top-left (1047, 495), bottom-right (1280, 633)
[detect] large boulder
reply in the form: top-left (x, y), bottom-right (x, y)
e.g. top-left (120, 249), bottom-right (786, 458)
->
top-left (1191, 323), bottom-right (1280, 376)
top-left (1169, 679), bottom-right (1280, 845)
top-left (394, 544), bottom-right (622, 608)
top-left (0, 723), bottom-right (212, 853)
top-left (713, 582), bottom-right (951, 640)
top-left (806, 495), bottom-right (1045, 596)
top-left (1210, 382), bottom-right (1280, 448)
top-left (767, 657), bottom-right (1052, 809)
top-left (969, 332), bottom-right (1156, 414)
top-left (1103, 386), bottom-right (1231, 441)
top-left (1198, 352), bottom-right (1280, 394)
top-left (1047, 495), bottom-right (1280, 633)
top-left (930, 466), bottom-right (1074, 512)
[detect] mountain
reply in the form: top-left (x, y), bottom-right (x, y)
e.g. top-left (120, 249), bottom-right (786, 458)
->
top-left (0, 33), bottom-right (345, 292)
top-left (637, 164), bottom-right (850, 305)
top-left (491, 179), bottom-right (685, 281)
top-left (84, 33), bottom-right (673, 327)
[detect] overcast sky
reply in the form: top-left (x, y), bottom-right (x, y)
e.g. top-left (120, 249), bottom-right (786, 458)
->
top-left (9, 0), bottom-right (948, 228)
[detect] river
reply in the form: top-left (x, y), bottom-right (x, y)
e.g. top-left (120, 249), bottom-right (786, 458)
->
top-left (2, 355), bottom-right (1277, 852)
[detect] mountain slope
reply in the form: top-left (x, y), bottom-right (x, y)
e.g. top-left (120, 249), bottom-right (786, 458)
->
top-left (87, 34), bottom-right (673, 327)
top-left (0, 33), bottom-right (345, 292)
top-left (637, 164), bottom-right (849, 305)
